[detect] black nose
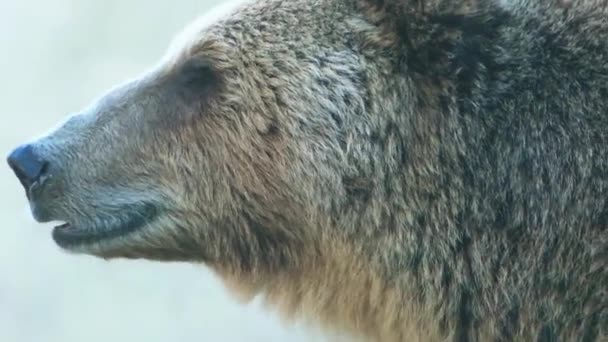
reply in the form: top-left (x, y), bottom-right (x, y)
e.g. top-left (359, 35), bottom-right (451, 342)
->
top-left (7, 144), bottom-right (48, 190)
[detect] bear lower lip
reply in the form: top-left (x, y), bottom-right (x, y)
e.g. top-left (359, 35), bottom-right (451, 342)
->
top-left (52, 223), bottom-right (126, 248)
top-left (52, 221), bottom-right (140, 248)
top-left (51, 203), bottom-right (160, 248)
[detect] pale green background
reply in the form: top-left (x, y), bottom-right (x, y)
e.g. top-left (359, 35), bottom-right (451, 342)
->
top-left (0, 1), bottom-right (344, 341)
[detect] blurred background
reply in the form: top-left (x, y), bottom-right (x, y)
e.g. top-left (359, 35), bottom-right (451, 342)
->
top-left (0, 1), bottom-right (337, 341)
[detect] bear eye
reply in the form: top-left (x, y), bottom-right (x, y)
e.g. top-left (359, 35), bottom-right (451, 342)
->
top-left (177, 58), bottom-right (217, 96)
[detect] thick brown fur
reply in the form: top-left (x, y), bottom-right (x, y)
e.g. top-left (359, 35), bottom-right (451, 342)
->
top-left (8, 0), bottom-right (608, 341)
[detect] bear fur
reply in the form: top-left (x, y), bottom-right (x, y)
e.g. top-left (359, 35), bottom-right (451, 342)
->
top-left (8, 0), bottom-right (608, 341)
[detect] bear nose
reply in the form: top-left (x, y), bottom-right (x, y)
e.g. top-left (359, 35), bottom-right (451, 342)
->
top-left (7, 144), bottom-right (49, 191)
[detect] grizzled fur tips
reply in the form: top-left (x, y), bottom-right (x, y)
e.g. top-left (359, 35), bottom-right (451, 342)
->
top-left (7, 0), bottom-right (607, 341)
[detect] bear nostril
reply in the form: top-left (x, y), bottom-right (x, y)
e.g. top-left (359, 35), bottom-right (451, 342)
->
top-left (7, 144), bottom-right (49, 191)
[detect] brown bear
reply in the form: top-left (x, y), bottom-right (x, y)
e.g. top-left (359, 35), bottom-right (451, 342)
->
top-left (6, 0), bottom-right (607, 340)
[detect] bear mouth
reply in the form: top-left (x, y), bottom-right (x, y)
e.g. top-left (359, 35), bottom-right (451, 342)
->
top-left (51, 203), bottom-right (160, 248)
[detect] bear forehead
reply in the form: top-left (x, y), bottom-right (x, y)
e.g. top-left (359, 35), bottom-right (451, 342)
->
top-left (159, 0), bottom-right (253, 70)
top-left (160, 0), bottom-right (338, 72)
